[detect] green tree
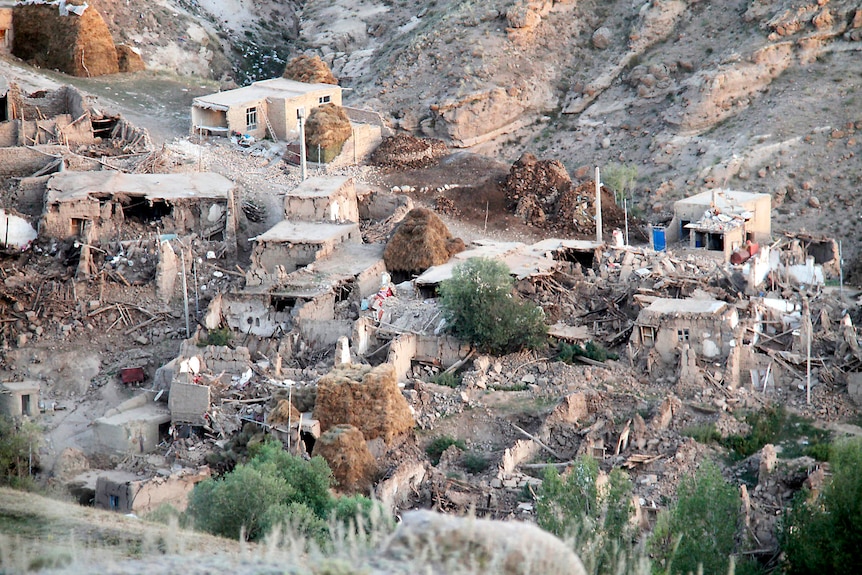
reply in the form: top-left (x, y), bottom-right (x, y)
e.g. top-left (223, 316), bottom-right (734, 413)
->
top-left (602, 163), bottom-right (638, 205)
top-left (781, 438), bottom-right (862, 575)
top-left (0, 415), bottom-right (40, 489)
top-left (649, 460), bottom-right (740, 575)
top-left (438, 257), bottom-right (546, 354)
top-left (188, 440), bottom-right (336, 541)
top-left (537, 457), bottom-right (634, 575)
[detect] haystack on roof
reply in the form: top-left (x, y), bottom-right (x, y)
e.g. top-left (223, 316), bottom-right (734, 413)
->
top-left (383, 207), bottom-right (466, 275)
top-left (12, 2), bottom-right (119, 77)
top-left (313, 363), bottom-right (413, 443)
top-left (267, 399), bottom-right (301, 427)
top-left (305, 103), bottom-right (352, 150)
top-left (312, 424), bottom-right (378, 494)
top-left (283, 55), bottom-right (338, 85)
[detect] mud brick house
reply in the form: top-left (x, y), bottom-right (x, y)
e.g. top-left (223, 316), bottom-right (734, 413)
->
top-left (94, 467), bottom-right (210, 514)
top-left (190, 78), bottom-right (342, 140)
top-left (667, 189), bottom-right (772, 261)
top-left (0, 381), bottom-right (39, 418)
top-left (248, 220), bottom-right (360, 277)
top-left (631, 298), bottom-right (739, 365)
top-left (282, 176), bottom-right (359, 223)
top-left (41, 171), bottom-right (237, 254)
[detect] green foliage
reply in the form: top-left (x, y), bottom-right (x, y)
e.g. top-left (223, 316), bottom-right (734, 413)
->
top-left (681, 423), bottom-right (721, 445)
top-left (781, 438), bottom-right (862, 575)
top-left (602, 163), bottom-right (638, 204)
top-left (0, 416), bottom-right (40, 489)
top-left (425, 436), bottom-right (467, 466)
top-left (537, 457), bottom-right (634, 575)
top-left (557, 341), bottom-right (618, 364)
top-left (188, 440), bottom-right (382, 542)
top-left (649, 460), bottom-right (740, 575)
top-left (721, 405), bottom-right (831, 460)
top-left (433, 372), bottom-right (460, 388)
top-left (199, 326), bottom-right (232, 347)
top-left (438, 258), bottom-right (547, 354)
top-left (462, 452), bottom-right (490, 474)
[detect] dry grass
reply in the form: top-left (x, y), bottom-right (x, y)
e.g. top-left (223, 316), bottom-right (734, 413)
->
top-left (313, 363), bottom-right (414, 443)
top-left (304, 103), bottom-right (352, 156)
top-left (383, 207), bottom-right (465, 274)
top-left (312, 424), bottom-right (378, 494)
top-left (282, 55), bottom-right (338, 85)
top-left (12, 4), bottom-right (119, 77)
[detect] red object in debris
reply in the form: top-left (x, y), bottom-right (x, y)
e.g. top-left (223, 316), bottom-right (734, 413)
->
top-left (730, 242), bottom-right (760, 265)
top-left (121, 367), bottom-right (146, 385)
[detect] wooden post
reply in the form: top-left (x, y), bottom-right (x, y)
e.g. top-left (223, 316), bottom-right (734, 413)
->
top-left (595, 167), bottom-right (603, 244)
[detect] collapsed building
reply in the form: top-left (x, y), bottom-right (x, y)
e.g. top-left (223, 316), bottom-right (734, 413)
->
top-left (94, 467), bottom-right (210, 514)
top-left (41, 171), bottom-right (238, 255)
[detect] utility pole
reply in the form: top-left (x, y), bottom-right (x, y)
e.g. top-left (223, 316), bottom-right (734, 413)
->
top-left (804, 297), bottom-right (812, 405)
top-left (297, 107), bottom-right (307, 181)
top-left (595, 167), bottom-right (603, 244)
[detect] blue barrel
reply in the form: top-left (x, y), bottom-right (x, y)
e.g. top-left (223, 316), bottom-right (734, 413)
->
top-left (653, 226), bottom-right (666, 252)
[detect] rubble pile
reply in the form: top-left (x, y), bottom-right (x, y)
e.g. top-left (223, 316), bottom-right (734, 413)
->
top-left (502, 153), bottom-right (636, 237)
top-left (370, 134), bottom-right (449, 169)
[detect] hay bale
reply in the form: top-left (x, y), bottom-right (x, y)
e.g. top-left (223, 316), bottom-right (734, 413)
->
top-left (311, 424), bottom-right (377, 494)
top-left (267, 399), bottom-right (301, 427)
top-left (305, 103), bottom-right (352, 163)
top-left (383, 208), bottom-right (465, 275)
top-left (283, 54), bottom-right (338, 85)
top-left (116, 44), bottom-right (145, 73)
top-left (12, 3), bottom-right (119, 77)
top-left (313, 363), bottom-right (414, 443)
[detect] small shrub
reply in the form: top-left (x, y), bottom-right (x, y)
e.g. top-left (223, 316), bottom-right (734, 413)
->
top-left (681, 423), bottom-right (721, 444)
top-left (433, 372), bottom-right (460, 388)
top-left (781, 438), bottom-right (862, 574)
top-left (425, 436), bottom-right (466, 465)
top-left (488, 382), bottom-right (528, 392)
top-left (649, 460), bottom-right (740, 575)
top-left (462, 452), bottom-right (490, 474)
top-left (199, 326), bottom-right (232, 347)
top-left (557, 341), bottom-right (618, 364)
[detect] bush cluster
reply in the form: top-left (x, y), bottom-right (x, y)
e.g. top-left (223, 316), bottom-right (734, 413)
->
top-left (187, 441), bottom-right (389, 542)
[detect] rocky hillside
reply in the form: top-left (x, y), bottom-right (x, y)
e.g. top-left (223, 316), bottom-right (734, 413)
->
top-left (59, 0), bottom-right (862, 268)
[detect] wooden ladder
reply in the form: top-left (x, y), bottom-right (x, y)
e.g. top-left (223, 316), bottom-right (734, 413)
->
top-left (260, 106), bottom-right (277, 141)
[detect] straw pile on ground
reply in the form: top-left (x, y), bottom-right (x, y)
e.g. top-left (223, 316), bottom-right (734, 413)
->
top-left (313, 363), bottom-right (414, 443)
top-left (283, 54), bottom-right (338, 85)
top-left (370, 133), bottom-right (449, 169)
top-left (267, 399), bottom-right (301, 427)
top-left (12, 3), bottom-right (119, 77)
top-left (305, 104), bottom-right (352, 163)
top-left (116, 45), bottom-right (146, 73)
top-left (312, 424), bottom-right (378, 494)
top-left (383, 208), bottom-right (465, 275)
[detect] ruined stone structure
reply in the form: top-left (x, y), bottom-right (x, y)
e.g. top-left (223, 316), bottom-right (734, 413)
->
top-left (94, 467), bottom-right (210, 514)
top-left (0, 381), bottom-right (39, 418)
top-left (41, 171), bottom-right (237, 254)
top-left (631, 298), bottom-right (739, 366)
